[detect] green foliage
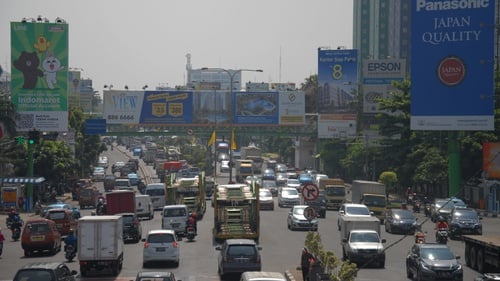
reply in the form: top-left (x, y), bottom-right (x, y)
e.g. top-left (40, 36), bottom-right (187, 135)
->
top-left (304, 231), bottom-right (357, 281)
top-left (379, 171), bottom-right (398, 193)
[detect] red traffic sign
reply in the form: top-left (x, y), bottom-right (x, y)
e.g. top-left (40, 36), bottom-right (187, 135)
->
top-left (301, 183), bottom-right (319, 201)
top-left (303, 206), bottom-right (317, 221)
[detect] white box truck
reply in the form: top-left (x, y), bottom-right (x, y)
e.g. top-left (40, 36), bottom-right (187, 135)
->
top-left (78, 215), bottom-right (124, 277)
top-left (351, 180), bottom-right (387, 223)
top-left (340, 215), bottom-right (381, 241)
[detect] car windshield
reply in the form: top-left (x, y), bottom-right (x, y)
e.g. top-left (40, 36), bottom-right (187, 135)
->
top-left (421, 248), bottom-right (455, 260)
top-left (148, 233), bottom-right (174, 243)
top-left (115, 180), bottom-right (129, 186)
top-left (227, 245), bottom-right (256, 256)
top-left (288, 179), bottom-right (300, 185)
top-left (47, 212), bottom-right (66, 220)
top-left (346, 206), bottom-right (370, 216)
top-left (326, 186), bottom-right (345, 196)
top-left (436, 200), bottom-right (454, 209)
top-left (282, 189), bottom-right (298, 196)
top-left (15, 269), bottom-right (54, 281)
top-left (260, 190), bottom-right (272, 197)
top-left (293, 207), bottom-right (306, 215)
top-left (137, 278), bottom-right (173, 281)
top-left (363, 195), bottom-right (386, 206)
top-left (454, 211), bottom-right (478, 219)
top-left (393, 211), bottom-right (414, 219)
top-left (350, 232), bottom-right (380, 243)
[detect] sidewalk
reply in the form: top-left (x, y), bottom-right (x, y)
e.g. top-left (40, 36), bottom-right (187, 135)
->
top-left (285, 268), bottom-right (303, 281)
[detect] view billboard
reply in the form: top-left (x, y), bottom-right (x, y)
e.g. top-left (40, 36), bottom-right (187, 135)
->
top-left (11, 21), bottom-right (69, 132)
top-left (410, 1), bottom-right (495, 130)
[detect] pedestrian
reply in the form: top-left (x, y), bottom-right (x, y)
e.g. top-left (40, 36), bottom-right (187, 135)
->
top-left (301, 247), bottom-right (314, 281)
top-left (0, 227), bottom-right (5, 256)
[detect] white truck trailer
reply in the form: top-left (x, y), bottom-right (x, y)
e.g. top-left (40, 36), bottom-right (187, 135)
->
top-left (78, 215), bottom-right (124, 277)
top-left (339, 215), bottom-right (381, 241)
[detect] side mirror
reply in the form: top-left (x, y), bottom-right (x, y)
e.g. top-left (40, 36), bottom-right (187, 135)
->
top-left (141, 238), bottom-right (146, 242)
top-left (456, 255), bottom-right (460, 260)
top-left (381, 239), bottom-right (386, 243)
top-left (215, 246), bottom-right (222, 251)
top-left (257, 246), bottom-right (262, 250)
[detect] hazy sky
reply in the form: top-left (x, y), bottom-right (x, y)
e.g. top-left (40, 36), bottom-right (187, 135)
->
top-left (1, 0), bottom-right (353, 92)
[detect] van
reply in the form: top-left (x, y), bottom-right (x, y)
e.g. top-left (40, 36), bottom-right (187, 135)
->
top-left (21, 219), bottom-right (62, 257)
top-left (145, 183), bottom-right (166, 210)
top-left (135, 194), bottom-right (154, 220)
top-left (161, 204), bottom-right (189, 236)
top-left (240, 271), bottom-right (286, 281)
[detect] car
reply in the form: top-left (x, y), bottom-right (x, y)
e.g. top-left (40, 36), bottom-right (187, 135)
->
top-left (305, 190), bottom-right (327, 218)
top-left (261, 180), bottom-right (278, 196)
top-left (21, 218), bottom-right (62, 256)
top-left (448, 207), bottom-right (482, 238)
top-left (275, 163), bottom-right (288, 173)
top-left (261, 172), bottom-right (276, 181)
top-left (118, 212), bottom-right (142, 243)
top-left (112, 161), bottom-right (126, 173)
top-left (135, 271), bottom-right (179, 281)
top-left (431, 198), bottom-right (457, 222)
top-left (13, 262), bottom-right (78, 281)
top-left (240, 271), bottom-right (286, 281)
top-left (337, 203), bottom-right (372, 231)
top-left (286, 178), bottom-right (301, 192)
top-left (92, 167), bottom-right (106, 181)
top-left (406, 243), bottom-right (463, 281)
top-left (275, 172), bottom-right (288, 186)
top-left (287, 205), bottom-right (319, 231)
top-left (216, 239), bottom-right (262, 278)
top-left (127, 173), bottom-right (140, 186)
top-left (220, 160), bottom-right (230, 173)
top-left (44, 208), bottom-right (78, 236)
top-left (142, 229), bottom-right (180, 267)
top-left (384, 209), bottom-right (418, 234)
top-left (298, 173), bottom-right (314, 185)
top-left (245, 175), bottom-right (260, 185)
top-left (218, 152), bottom-right (229, 162)
top-left (104, 174), bottom-right (116, 191)
top-left (342, 229), bottom-right (385, 268)
top-left (259, 188), bottom-right (274, 210)
top-left (41, 203), bottom-right (80, 219)
top-left (286, 167), bottom-right (298, 179)
top-left (278, 187), bottom-right (300, 207)
top-left (115, 178), bottom-right (132, 190)
top-left (97, 157), bottom-right (109, 169)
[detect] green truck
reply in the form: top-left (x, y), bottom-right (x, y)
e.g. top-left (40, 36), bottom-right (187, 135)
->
top-left (166, 172), bottom-right (206, 219)
top-left (213, 183), bottom-right (259, 242)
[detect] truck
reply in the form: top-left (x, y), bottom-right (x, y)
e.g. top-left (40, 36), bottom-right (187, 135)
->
top-left (339, 215), bottom-right (381, 242)
top-left (235, 159), bottom-right (254, 183)
top-left (165, 172), bottom-right (206, 219)
top-left (213, 183), bottom-right (259, 242)
top-left (143, 146), bottom-right (157, 165)
top-left (240, 145), bottom-right (263, 174)
top-left (105, 190), bottom-right (136, 215)
top-left (318, 178), bottom-right (346, 210)
top-left (463, 235), bottom-right (500, 273)
top-left (78, 215), bottom-right (124, 277)
top-left (351, 180), bottom-right (387, 223)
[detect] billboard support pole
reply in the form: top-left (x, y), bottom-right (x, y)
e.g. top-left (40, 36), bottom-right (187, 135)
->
top-left (448, 131), bottom-right (461, 198)
top-left (26, 143), bottom-right (34, 212)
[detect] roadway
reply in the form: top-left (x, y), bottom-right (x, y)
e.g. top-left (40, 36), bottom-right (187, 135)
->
top-left (0, 146), bottom-right (497, 280)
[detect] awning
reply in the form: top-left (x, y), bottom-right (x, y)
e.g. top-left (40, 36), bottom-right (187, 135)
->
top-left (1, 177), bottom-right (46, 184)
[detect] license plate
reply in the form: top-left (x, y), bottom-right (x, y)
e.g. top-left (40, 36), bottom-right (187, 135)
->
top-left (137, 209), bottom-right (143, 212)
top-left (31, 235), bottom-right (44, 241)
top-left (156, 247), bottom-right (165, 252)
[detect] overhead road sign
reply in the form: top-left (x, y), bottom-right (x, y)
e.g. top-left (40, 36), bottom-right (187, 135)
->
top-left (84, 119), bottom-right (106, 135)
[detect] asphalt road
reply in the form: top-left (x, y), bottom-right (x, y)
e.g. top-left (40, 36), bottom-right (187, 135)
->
top-left (0, 146), bottom-right (497, 280)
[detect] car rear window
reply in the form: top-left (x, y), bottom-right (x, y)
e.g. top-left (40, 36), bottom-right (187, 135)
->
top-left (227, 245), bottom-right (256, 256)
top-left (164, 208), bottom-right (186, 217)
top-left (148, 233), bottom-right (175, 243)
top-left (27, 223), bottom-right (50, 233)
top-left (15, 269), bottom-right (54, 281)
top-left (146, 188), bottom-right (164, 196)
top-left (47, 212), bottom-right (66, 220)
top-left (122, 216), bottom-right (134, 224)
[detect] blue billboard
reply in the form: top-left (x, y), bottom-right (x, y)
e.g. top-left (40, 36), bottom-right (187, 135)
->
top-left (411, 0), bottom-right (495, 131)
top-left (139, 91), bottom-right (193, 124)
top-left (234, 92), bottom-right (279, 124)
top-left (317, 49), bottom-right (358, 114)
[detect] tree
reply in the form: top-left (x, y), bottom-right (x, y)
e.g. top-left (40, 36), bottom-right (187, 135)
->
top-left (304, 231), bottom-right (357, 281)
top-left (379, 171), bottom-right (398, 194)
top-left (301, 75), bottom-right (318, 113)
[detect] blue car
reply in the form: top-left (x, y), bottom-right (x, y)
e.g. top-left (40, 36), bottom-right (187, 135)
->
top-left (41, 203), bottom-right (81, 219)
top-left (298, 173), bottom-right (314, 185)
top-left (127, 173), bottom-right (140, 186)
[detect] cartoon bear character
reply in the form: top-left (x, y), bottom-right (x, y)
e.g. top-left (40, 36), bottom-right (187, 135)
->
top-left (13, 51), bottom-right (43, 89)
top-left (42, 51), bottom-right (64, 89)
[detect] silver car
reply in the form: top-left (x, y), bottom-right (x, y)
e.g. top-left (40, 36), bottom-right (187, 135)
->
top-left (142, 229), bottom-right (180, 268)
top-left (287, 205), bottom-right (319, 231)
top-left (278, 187), bottom-right (300, 207)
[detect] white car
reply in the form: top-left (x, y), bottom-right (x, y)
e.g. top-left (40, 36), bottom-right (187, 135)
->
top-left (337, 203), bottom-right (372, 231)
top-left (278, 187), bottom-right (300, 207)
top-left (92, 167), bottom-right (105, 181)
top-left (286, 179), bottom-right (301, 192)
top-left (142, 229), bottom-right (180, 267)
top-left (220, 160), bottom-right (230, 173)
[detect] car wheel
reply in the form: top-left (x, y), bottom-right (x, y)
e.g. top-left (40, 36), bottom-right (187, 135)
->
top-left (464, 244), bottom-right (471, 266)
top-left (385, 223), bottom-right (390, 233)
top-left (174, 260), bottom-right (179, 268)
top-left (416, 269), bottom-right (423, 281)
top-left (406, 263), bottom-right (412, 279)
top-left (24, 250), bottom-right (31, 257)
top-left (470, 246), bottom-right (478, 270)
top-left (477, 248), bottom-right (485, 273)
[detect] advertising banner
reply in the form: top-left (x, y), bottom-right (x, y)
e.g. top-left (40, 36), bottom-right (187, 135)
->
top-left (103, 90), bottom-right (144, 124)
top-left (483, 142), bottom-right (500, 179)
top-left (11, 21), bottom-right (69, 132)
top-left (279, 91), bottom-right (305, 125)
top-left (192, 90), bottom-right (233, 125)
top-left (317, 49), bottom-right (358, 114)
top-left (139, 91), bottom-right (193, 124)
top-left (234, 91), bottom-right (278, 124)
top-left (317, 114), bottom-right (357, 139)
top-left (410, 1), bottom-right (495, 131)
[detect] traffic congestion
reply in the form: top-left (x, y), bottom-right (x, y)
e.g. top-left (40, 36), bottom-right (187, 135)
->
top-left (1, 138), bottom-right (500, 281)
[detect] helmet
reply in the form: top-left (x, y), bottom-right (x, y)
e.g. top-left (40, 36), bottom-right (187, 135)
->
top-left (438, 216), bottom-right (445, 222)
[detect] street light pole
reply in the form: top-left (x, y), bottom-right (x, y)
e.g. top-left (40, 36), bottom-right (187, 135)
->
top-left (201, 67), bottom-right (263, 183)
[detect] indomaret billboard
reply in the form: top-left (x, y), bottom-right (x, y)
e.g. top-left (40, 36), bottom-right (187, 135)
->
top-left (11, 21), bottom-right (69, 132)
top-left (410, 0), bottom-right (495, 131)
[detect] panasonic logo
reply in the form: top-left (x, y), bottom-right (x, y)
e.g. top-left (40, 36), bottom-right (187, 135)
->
top-left (416, 0), bottom-right (490, 12)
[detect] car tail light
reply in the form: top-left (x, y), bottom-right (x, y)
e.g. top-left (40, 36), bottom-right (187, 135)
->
top-left (144, 241), bottom-right (149, 248)
top-left (256, 255), bottom-right (261, 263)
top-left (172, 241), bottom-right (178, 248)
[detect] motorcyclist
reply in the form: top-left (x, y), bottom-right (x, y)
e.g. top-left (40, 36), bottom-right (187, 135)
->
top-left (435, 216), bottom-right (449, 240)
top-left (186, 213), bottom-right (197, 235)
top-left (414, 225), bottom-right (426, 243)
top-left (96, 198), bottom-right (106, 215)
top-left (64, 229), bottom-right (78, 253)
top-left (7, 207), bottom-right (19, 223)
top-left (0, 227), bottom-right (5, 256)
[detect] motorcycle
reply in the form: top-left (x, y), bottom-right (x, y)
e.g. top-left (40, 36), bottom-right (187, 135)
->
top-left (96, 200), bottom-right (106, 216)
top-left (436, 228), bottom-right (448, 244)
top-left (413, 200), bottom-right (421, 213)
top-left (424, 204), bottom-right (431, 217)
top-left (65, 244), bottom-right (76, 262)
top-left (11, 221), bottom-right (22, 241)
top-left (34, 200), bottom-right (42, 215)
top-left (186, 225), bottom-right (196, 241)
top-left (0, 242), bottom-right (3, 256)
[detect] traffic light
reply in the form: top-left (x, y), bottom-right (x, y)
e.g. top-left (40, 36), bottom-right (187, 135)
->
top-left (28, 130), bottom-right (40, 145)
top-left (15, 136), bottom-right (25, 144)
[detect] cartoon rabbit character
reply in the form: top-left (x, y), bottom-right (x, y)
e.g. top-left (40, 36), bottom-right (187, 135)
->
top-left (42, 51), bottom-right (64, 89)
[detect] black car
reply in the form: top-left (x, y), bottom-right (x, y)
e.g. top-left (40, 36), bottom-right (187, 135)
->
top-left (118, 213), bottom-right (142, 243)
top-left (448, 207), bottom-right (482, 238)
top-left (216, 239), bottom-right (262, 278)
top-left (13, 262), bottom-right (78, 281)
top-left (406, 243), bottom-right (463, 281)
top-left (384, 209), bottom-right (418, 234)
top-left (305, 191), bottom-right (327, 218)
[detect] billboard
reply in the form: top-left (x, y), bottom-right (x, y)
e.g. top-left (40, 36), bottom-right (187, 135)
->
top-left (317, 114), bottom-right (357, 139)
top-left (104, 90), bottom-right (304, 126)
top-left (410, 1), bottom-right (495, 131)
top-left (483, 142), bottom-right (500, 179)
top-left (362, 59), bottom-right (406, 113)
top-left (11, 21), bottom-right (69, 132)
